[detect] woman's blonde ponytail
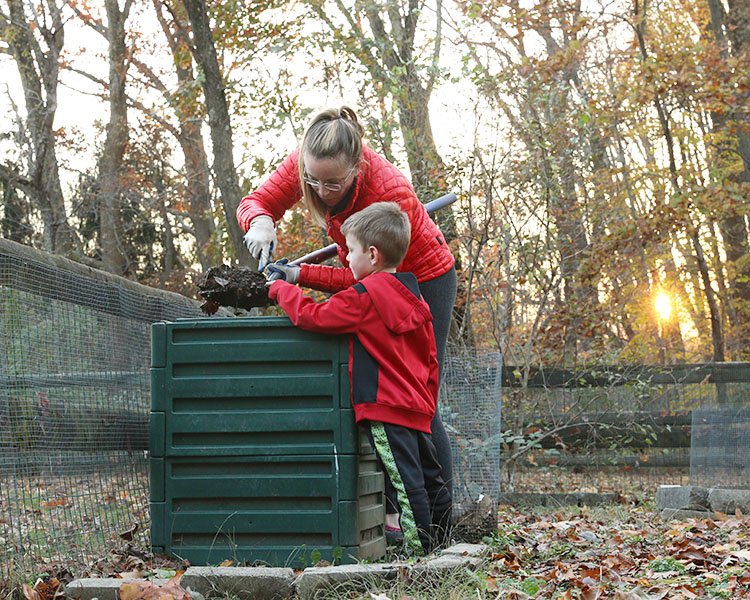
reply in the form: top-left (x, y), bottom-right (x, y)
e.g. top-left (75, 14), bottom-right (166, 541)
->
top-left (299, 106), bottom-right (365, 226)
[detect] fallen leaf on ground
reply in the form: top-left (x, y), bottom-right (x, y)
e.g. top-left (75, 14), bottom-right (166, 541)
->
top-left (613, 591), bottom-right (644, 599)
top-left (120, 523), bottom-right (139, 541)
top-left (22, 584), bottom-right (41, 600)
top-left (505, 592), bottom-right (531, 600)
top-left (23, 578), bottom-right (62, 600)
top-left (119, 575), bottom-right (190, 600)
top-left (118, 570), bottom-right (148, 580)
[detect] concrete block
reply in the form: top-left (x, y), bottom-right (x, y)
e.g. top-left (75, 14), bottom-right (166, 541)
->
top-left (65, 578), bottom-right (124, 600)
top-left (441, 543), bottom-right (489, 558)
top-left (708, 488), bottom-right (750, 515)
top-left (182, 567), bottom-right (295, 600)
top-left (660, 508), bottom-right (714, 521)
top-left (64, 579), bottom-right (168, 600)
top-left (294, 564), bottom-right (398, 600)
top-left (688, 486), bottom-right (711, 510)
top-left (410, 553), bottom-right (484, 580)
top-left (656, 485), bottom-right (715, 511)
top-left (655, 485), bottom-right (698, 510)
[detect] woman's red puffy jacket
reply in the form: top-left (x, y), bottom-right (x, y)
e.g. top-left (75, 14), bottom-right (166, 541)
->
top-left (236, 145), bottom-right (455, 293)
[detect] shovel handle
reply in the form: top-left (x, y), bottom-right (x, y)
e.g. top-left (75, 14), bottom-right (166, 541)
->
top-left (288, 192), bottom-right (458, 267)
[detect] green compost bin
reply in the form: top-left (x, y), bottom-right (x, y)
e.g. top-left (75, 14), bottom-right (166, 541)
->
top-left (149, 316), bottom-right (386, 566)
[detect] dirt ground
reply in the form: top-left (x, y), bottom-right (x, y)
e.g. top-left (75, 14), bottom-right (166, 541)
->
top-left (8, 499), bottom-right (750, 599)
top-left (8, 466), bottom-right (745, 599)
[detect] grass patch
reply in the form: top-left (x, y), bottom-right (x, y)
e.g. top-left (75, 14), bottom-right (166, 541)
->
top-left (309, 565), bottom-right (489, 600)
top-left (648, 557), bottom-right (687, 573)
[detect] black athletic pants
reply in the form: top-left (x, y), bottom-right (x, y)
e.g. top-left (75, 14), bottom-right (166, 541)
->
top-left (364, 421), bottom-right (452, 554)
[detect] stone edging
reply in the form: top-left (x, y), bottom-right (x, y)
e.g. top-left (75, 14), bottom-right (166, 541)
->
top-left (656, 485), bottom-right (750, 520)
top-left (65, 543), bottom-right (490, 600)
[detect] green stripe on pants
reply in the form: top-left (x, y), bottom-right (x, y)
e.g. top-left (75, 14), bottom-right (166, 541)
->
top-left (370, 422), bottom-right (424, 554)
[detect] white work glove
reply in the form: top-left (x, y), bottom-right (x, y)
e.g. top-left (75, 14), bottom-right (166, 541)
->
top-left (266, 258), bottom-right (300, 284)
top-left (243, 215), bottom-right (277, 271)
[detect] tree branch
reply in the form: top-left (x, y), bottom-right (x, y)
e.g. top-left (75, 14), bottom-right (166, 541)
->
top-left (364, 4), bottom-right (401, 69)
top-left (68, 2), bottom-right (107, 37)
top-left (128, 95), bottom-right (180, 139)
top-left (386, 0), bottom-right (404, 52)
top-left (65, 64), bottom-right (108, 89)
top-left (0, 162), bottom-right (34, 194)
top-left (426, 0), bottom-right (442, 97)
top-left (130, 56), bottom-right (171, 96)
top-left (312, 0), bottom-right (388, 82)
top-left (152, 0), bottom-right (179, 55)
top-left (64, 64), bottom-right (180, 146)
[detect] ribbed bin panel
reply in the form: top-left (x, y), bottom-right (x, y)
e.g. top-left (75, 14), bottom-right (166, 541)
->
top-left (150, 317), bottom-right (385, 565)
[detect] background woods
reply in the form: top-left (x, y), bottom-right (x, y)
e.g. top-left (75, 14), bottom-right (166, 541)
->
top-left (0, 0), bottom-right (748, 366)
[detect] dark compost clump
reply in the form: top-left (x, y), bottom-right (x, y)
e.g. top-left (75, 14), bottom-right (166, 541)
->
top-left (197, 264), bottom-right (270, 314)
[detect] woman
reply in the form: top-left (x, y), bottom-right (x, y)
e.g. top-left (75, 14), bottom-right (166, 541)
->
top-left (237, 106), bottom-right (457, 540)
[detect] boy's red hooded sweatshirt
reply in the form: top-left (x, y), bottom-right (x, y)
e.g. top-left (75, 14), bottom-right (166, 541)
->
top-left (268, 271), bottom-right (439, 433)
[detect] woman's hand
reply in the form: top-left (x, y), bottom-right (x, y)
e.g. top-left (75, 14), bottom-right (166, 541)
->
top-left (243, 215), bottom-right (277, 270)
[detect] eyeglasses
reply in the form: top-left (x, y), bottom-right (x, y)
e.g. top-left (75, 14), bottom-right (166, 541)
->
top-left (303, 166), bottom-right (357, 193)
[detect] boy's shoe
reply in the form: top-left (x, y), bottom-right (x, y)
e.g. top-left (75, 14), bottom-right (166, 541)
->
top-left (385, 524), bottom-right (404, 545)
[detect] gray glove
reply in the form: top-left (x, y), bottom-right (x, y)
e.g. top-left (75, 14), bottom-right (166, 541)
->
top-left (243, 215), bottom-right (277, 271)
top-left (266, 258), bottom-right (300, 284)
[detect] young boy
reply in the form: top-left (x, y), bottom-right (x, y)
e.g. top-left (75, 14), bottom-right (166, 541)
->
top-left (267, 202), bottom-right (452, 554)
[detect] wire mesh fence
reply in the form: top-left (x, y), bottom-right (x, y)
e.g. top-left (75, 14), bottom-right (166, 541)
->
top-left (501, 366), bottom-right (750, 497)
top-left (0, 239), bottom-right (202, 579)
top-left (440, 347), bottom-right (502, 518)
top-left (0, 239), bottom-right (505, 578)
top-left (691, 403), bottom-right (750, 488)
top-left (7, 236), bottom-right (749, 578)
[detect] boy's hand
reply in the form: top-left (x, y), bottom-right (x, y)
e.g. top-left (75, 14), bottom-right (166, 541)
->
top-left (266, 258), bottom-right (300, 284)
top-left (265, 277), bottom-right (285, 304)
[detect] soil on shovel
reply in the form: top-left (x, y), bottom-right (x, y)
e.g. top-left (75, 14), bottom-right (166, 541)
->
top-left (197, 264), bottom-right (270, 314)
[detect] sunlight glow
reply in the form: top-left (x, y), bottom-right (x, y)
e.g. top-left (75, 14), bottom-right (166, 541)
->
top-left (654, 292), bottom-right (671, 322)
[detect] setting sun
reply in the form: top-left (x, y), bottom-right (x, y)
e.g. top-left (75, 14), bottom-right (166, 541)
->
top-left (654, 292), bottom-right (671, 321)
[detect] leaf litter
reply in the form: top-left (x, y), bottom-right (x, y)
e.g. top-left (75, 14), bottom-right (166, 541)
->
top-left (8, 496), bottom-right (750, 599)
top-left (486, 501), bottom-right (750, 598)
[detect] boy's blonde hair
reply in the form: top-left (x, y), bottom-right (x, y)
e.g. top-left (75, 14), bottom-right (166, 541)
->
top-left (341, 202), bottom-right (411, 268)
top-left (298, 106), bottom-right (365, 227)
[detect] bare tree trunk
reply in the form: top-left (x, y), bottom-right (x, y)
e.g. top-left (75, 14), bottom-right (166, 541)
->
top-left (361, 1), bottom-right (450, 203)
top-left (559, 166), bottom-right (597, 362)
top-left (390, 73), bottom-right (470, 345)
top-left (534, 120), bottom-right (596, 363)
top-left (361, 0), bottom-right (470, 344)
top-left (96, 0), bottom-right (133, 275)
top-left (706, 0), bottom-right (750, 358)
top-left (159, 193), bottom-right (177, 281)
top-left (181, 121), bottom-right (217, 269)
top-left (181, 0), bottom-right (247, 265)
top-left (1, 0), bottom-right (77, 254)
top-left (308, 0), bottom-right (470, 343)
top-left (1, 178), bottom-right (32, 243)
top-left (154, 0), bottom-right (215, 271)
top-left (395, 74), bottom-right (447, 201)
top-left (727, 0), bottom-right (750, 55)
